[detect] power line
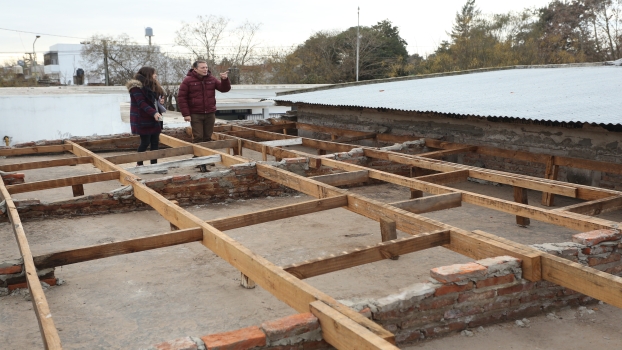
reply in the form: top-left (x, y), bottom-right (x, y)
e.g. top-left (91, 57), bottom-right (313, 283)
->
top-left (0, 27), bottom-right (87, 40)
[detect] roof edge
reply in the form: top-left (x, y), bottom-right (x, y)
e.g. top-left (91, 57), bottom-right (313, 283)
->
top-left (275, 61), bottom-right (618, 97)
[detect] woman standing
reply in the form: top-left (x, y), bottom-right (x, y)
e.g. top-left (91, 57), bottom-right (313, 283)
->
top-left (126, 66), bottom-right (165, 165)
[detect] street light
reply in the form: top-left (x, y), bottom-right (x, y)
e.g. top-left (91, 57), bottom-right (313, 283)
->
top-left (33, 35), bottom-right (40, 83)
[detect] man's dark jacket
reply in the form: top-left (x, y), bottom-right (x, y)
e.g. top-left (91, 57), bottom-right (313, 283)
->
top-left (177, 69), bottom-right (231, 116)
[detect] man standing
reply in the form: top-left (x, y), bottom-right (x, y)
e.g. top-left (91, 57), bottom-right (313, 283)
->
top-left (178, 60), bottom-right (231, 143)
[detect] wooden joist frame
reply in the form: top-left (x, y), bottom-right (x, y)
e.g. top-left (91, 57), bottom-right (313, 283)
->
top-left (4, 121), bottom-right (622, 349)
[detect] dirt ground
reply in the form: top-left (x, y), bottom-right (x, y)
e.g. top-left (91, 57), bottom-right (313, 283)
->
top-left (1, 149), bottom-right (622, 349)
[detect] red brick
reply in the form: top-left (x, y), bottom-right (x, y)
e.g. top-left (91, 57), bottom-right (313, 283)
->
top-left (395, 328), bottom-right (423, 343)
top-left (419, 295), bottom-right (457, 311)
top-left (434, 282), bottom-right (473, 296)
top-left (457, 290), bottom-right (496, 303)
top-left (582, 246), bottom-right (613, 255)
top-left (497, 282), bottom-right (535, 296)
top-left (475, 274), bottom-right (515, 288)
top-left (573, 229), bottom-right (621, 246)
top-left (468, 313), bottom-right (506, 328)
top-left (8, 278), bottom-right (56, 291)
top-left (0, 265), bottom-right (22, 275)
top-left (154, 337), bottom-right (198, 350)
top-left (261, 313), bottom-right (319, 343)
top-left (430, 262), bottom-right (487, 283)
top-left (201, 326), bottom-right (266, 350)
top-left (301, 340), bottom-right (332, 350)
top-left (587, 253), bottom-right (621, 266)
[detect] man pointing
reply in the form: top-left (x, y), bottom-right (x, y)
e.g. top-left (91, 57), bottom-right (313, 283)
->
top-left (178, 60), bottom-right (231, 143)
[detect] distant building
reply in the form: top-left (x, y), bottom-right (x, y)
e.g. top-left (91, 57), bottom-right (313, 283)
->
top-left (43, 44), bottom-right (101, 85)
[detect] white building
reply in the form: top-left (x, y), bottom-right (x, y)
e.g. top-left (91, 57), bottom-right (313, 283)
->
top-left (43, 44), bottom-right (101, 85)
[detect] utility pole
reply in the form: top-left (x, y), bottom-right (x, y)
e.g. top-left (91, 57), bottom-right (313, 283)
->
top-left (356, 7), bottom-right (360, 82)
top-left (103, 40), bottom-right (110, 86)
top-left (33, 35), bottom-right (40, 84)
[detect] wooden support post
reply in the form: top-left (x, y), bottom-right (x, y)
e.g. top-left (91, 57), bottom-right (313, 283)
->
top-left (542, 156), bottom-right (559, 206)
top-left (318, 149), bottom-right (326, 156)
top-left (514, 186), bottom-right (530, 227)
top-left (410, 167), bottom-right (423, 199)
top-left (283, 128), bottom-right (287, 135)
top-left (330, 134), bottom-right (336, 141)
top-left (240, 272), bottom-right (256, 289)
top-left (170, 200), bottom-right (180, 231)
top-left (71, 184), bottom-right (84, 197)
top-left (262, 145), bottom-right (268, 161)
top-left (226, 147), bottom-right (232, 155)
top-left (380, 217), bottom-right (399, 260)
top-left (233, 139), bottom-right (242, 156)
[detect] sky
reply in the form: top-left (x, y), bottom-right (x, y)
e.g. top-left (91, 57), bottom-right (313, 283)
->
top-left (0, 0), bottom-right (554, 63)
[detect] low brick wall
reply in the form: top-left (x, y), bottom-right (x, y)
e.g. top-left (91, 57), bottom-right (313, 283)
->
top-left (143, 229), bottom-right (622, 349)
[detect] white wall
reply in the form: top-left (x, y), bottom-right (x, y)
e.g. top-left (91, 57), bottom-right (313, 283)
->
top-left (0, 94), bottom-right (129, 145)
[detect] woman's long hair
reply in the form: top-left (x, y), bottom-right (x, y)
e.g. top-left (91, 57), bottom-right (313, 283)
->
top-left (134, 66), bottom-right (165, 97)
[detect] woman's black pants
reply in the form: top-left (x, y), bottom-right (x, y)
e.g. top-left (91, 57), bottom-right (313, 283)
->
top-left (137, 134), bottom-right (160, 165)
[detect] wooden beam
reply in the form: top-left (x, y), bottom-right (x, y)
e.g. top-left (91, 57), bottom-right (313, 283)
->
top-left (418, 146), bottom-right (477, 159)
top-left (334, 133), bottom-right (377, 143)
top-left (416, 170), bottom-right (469, 185)
top-left (409, 167), bottom-right (424, 199)
top-left (104, 146), bottom-right (194, 164)
top-left (6, 171), bottom-right (120, 194)
top-left (554, 196), bottom-right (622, 216)
top-left (207, 196), bottom-right (349, 231)
top-left (0, 156), bottom-right (93, 172)
top-left (296, 123), bottom-right (376, 138)
top-left (541, 253), bottom-right (622, 308)
top-left (125, 155), bottom-right (221, 174)
top-left (542, 156), bottom-right (560, 206)
top-left (158, 134), bottom-right (246, 167)
top-left (195, 139), bottom-right (239, 149)
top-left (0, 179), bottom-right (62, 349)
top-left (76, 136), bottom-right (140, 148)
top-left (391, 192), bottom-right (462, 214)
top-left (33, 228), bottom-right (203, 269)
top-left (0, 144), bottom-right (72, 157)
top-left (72, 184), bottom-right (84, 197)
top-left (310, 171), bottom-right (369, 187)
top-left (224, 130), bottom-right (256, 138)
top-left (284, 230), bottom-right (449, 279)
top-left (310, 300), bottom-right (399, 349)
top-left (260, 137), bottom-right (303, 147)
top-left (380, 217), bottom-right (399, 260)
top-left (513, 187), bottom-right (530, 227)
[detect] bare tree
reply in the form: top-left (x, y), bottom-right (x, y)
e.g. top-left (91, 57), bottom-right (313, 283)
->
top-left (229, 20), bottom-right (262, 66)
top-left (175, 15), bottom-right (229, 65)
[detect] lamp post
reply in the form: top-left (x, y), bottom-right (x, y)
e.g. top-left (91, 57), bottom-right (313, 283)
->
top-left (33, 35), bottom-right (40, 84)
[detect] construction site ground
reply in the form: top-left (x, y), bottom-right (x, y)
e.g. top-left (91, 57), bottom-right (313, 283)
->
top-left (1, 148), bottom-right (621, 349)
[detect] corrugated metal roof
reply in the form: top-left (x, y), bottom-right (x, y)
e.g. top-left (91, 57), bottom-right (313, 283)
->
top-left (273, 66), bottom-right (622, 125)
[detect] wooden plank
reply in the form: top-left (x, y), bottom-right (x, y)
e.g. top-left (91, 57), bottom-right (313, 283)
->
top-left (223, 130), bottom-right (256, 138)
top-left (0, 156), bottom-right (93, 172)
top-left (0, 179), bottom-right (62, 349)
top-left (542, 156), bottom-right (560, 206)
top-left (207, 196), bottom-right (349, 231)
top-left (195, 139), bottom-right (239, 149)
top-left (0, 144), bottom-right (72, 156)
top-left (310, 301), bottom-right (399, 350)
top-left (158, 134), bottom-right (246, 167)
top-left (260, 137), bottom-right (303, 147)
top-left (380, 217), bottom-right (399, 260)
top-left (514, 187), bottom-right (530, 226)
top-left (416, 170), bottom-right (469, 185)
top-left (310, 170), bottom-right (369, 187)
top-left (334, 133), bottom-right (377, 143)
top-left (554, 196), bottom-right (622, 215)
top-left (284, 230), bottom-right (449, 279)
top-left (542, 253), bottom-right (622, 308)
top-left (125, 155), bottom-right (221, 174)
top-left (296, 123), bottom-right (374, 138)
top-left (33, 228), bottom-right (203, 269)
top-left (76, 136), bottom-right (140, 148)
top-left (418, 146), bottom-right (477, 159)
top-left (239, 122), bottom-right (297, 132)
top-left (410, 167), bottom-right (423, 199)
top-left (391, 192), bottom-right (462, 214)
top-left (471, 168), bottom-right (576, 198)
top-left (6, 171), bottom-right (120, 194)
top-left (104, 146), bottom-right (194, 164)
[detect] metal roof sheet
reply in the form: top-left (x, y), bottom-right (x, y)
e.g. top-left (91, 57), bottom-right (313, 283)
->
top-left (273, 66), bottom-right (622, 125)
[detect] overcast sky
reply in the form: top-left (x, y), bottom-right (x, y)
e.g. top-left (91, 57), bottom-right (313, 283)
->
top-left (1, 0), bottom-right (553, 62)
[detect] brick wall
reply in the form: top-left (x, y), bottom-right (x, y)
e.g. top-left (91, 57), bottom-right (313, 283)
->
top-left (297, 106), bottom-right (622, 189)
top-left (143, 229), bottom-right (621, 349)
